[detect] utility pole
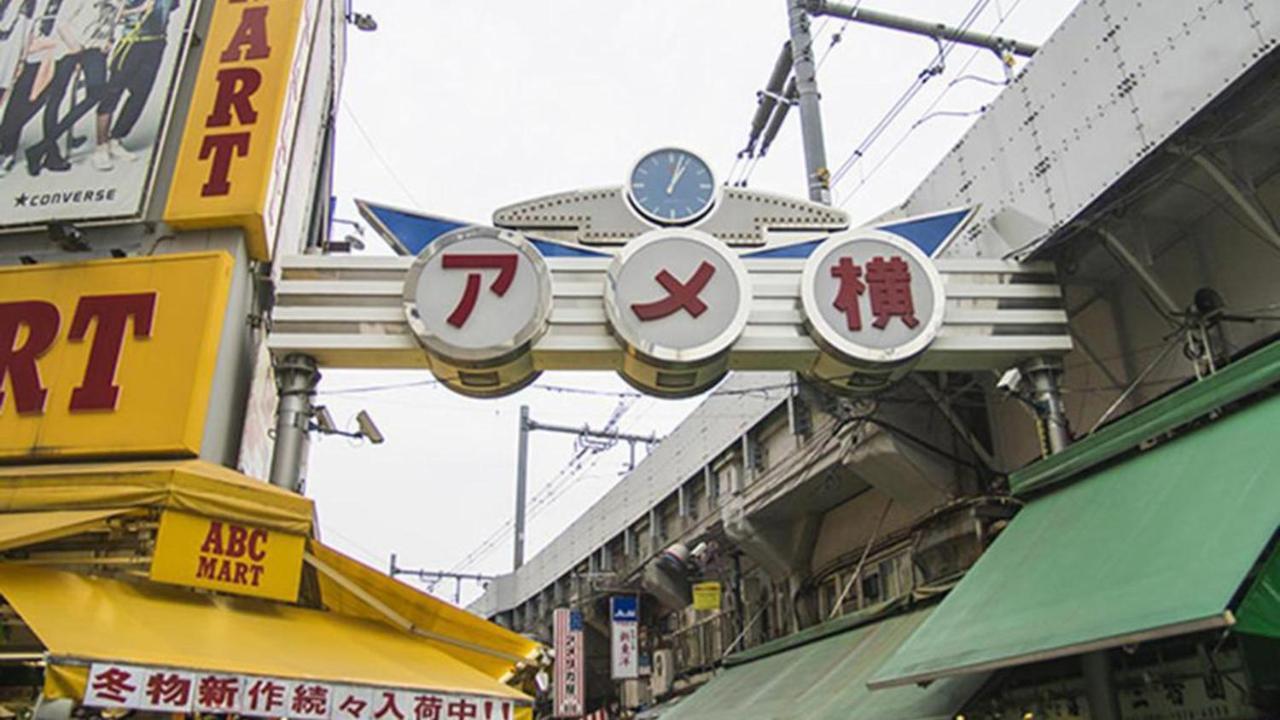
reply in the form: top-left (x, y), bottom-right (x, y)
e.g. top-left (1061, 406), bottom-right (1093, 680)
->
top-left (390, 554), bottom-right (494, 605)
top-left (512, 406), bottom-right (661, 572)
top-left (787, 0), bottom-right (832, 204)
top-left (514, 405), bottom-right (530, 570)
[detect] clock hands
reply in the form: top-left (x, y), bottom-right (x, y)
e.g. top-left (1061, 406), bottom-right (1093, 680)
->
top-left (666, 156), bottom-right (688, 195)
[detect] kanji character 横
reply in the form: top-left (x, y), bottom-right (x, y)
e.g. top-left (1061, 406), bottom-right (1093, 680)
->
top-left (865, 256), bottom-right (919, 329)
top-left (373, 691), bottom-right (406, 720)
top-left (441, 253), bottom-right (518, 328)
top-left (246, 679), bottom-right (287, 713)
top-left (830, 256), bottom-right (866, 331)
top-left (292, 684), bottom-right (331, 716)
top-left (90, 666), bottom-right (137, 704)
top-left (145, 673), bottom-right (193, 707)
top-left (196, 675), bottom-right (240, 710)
top-left (446, 698), bottom-right (478, 720)
top-left (413, 694), bottom-right (444, 720)
top-left (631, 262), bottom-right (716, 321)
top-left (338, 692), bottom-right (370, 719)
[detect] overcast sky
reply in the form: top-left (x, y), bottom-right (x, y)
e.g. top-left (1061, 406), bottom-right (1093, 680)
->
top-left (306, 0), bottom-right (1079, 605)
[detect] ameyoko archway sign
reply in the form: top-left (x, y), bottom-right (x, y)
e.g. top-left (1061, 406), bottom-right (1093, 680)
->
top-left (269, 151), bottom-right (1071, 397)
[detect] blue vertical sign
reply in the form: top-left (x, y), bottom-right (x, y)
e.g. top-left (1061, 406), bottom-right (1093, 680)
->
top-left (610, 595), bottom-right (639, 679)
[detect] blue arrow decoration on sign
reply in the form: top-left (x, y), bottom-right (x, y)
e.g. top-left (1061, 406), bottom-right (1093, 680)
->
top-left (356, 199), bottom-right (611, 258)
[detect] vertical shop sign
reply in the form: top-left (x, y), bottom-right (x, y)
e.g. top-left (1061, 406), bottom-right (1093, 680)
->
top-left (553, 608), bottom-right (584, 718)
top-left (164, 0), bottom-right (316, 261)
top-left (610, 596), bottom-right (639, 680)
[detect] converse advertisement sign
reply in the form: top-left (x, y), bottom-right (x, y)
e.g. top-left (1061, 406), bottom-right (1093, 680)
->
top-left (0, 0), bottom-right (196, 227)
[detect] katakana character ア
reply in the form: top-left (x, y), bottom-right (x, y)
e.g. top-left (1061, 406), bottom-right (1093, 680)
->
top-left (373, 691), bottom-right (406, 720)
top-left (446, 698), bottom-right (478, 720)
top-left (196, 676), bottom-right (240, 710)
top-left (246, 679), bottom-right (286, 713)
top-left (413, 694), bottom-right (444, 720)
top-left (865, 256), bottom-right (919, 329)
top-left (292, 684), bottom-right (331, 716)
top-left (830, 256), bottom-right (866, 331)
top-left (631, 261), bottom-right (716, 321)
top-left (90, 667), bottom-right (137, 704)
top-left (441, 254), bottom-right (518, 328)
top-left (145, 673), bottom-right (192, 707)
top-left (338, 693), bottom-right (370, 719)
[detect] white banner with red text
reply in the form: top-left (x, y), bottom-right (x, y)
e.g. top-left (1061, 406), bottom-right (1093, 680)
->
top-left (82, 662), bottom-right (518, 720)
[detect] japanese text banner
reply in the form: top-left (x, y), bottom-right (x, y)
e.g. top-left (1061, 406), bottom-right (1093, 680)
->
top-left (83, 663), bottom-right (519, 720)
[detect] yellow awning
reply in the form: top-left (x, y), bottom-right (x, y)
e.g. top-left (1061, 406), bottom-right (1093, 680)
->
top-left (0, 509), bottom-right (133, 552)
top-left (0, 460), bottom-right (313, 535)
top-left (308, 542), bottom-right (541, 680)
top-left (0, 563), bottom-right (527, 701)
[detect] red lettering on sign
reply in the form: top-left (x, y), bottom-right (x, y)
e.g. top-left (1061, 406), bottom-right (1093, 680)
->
top-left (199, 133), bottom-right (252, 196)
top-left (0, 300), bottom-right (59, 414)
top-left (218, 5), bottom-right (271, 62)
top-left (830, 257), bottom-right (866, 331)
top-left (200, 521), bottom-right (225, 554)
top-left (67, 293), bottom-right (157, 411)
top-left (226, 524), bottom-right (248, 557)
top-left (207, 67), bottom-right (262, 127)
top-left (248, 528), bottom-right (268, 561)
top-left (865, 256), bottom-right (919, 329)
top-left (440, 253), bottom-right (519, 328)
top-left (631, 262), bottom-right (715, 321)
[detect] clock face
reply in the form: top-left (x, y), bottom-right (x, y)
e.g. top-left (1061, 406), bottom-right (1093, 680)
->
top-left (627, 149), bottom-right (716, 225)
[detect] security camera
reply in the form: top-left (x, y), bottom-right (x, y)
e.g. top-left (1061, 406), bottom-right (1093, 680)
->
top-left (995, 367), bottom-right (1024, 395)
top-left (48, 221), bottom-right (89, 252)
top-left (356, 410), bottom-right (385, 444)
top-left (312, 405), bottom-right (338, 433)
top-left (348, 11), bottom-right (377, 31)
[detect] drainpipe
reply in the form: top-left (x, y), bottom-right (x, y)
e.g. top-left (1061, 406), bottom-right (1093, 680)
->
top-left (1022, 357), bottom-right (1119, 720)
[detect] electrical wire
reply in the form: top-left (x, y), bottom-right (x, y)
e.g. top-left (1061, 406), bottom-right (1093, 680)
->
top-left (828, 0), bottom-right (991, 189)
top-left (340, 100), bottom-right (424, 210)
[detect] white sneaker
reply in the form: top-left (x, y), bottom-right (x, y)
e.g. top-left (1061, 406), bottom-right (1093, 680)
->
top-left (92, 145), bottom-right (113, 171)
top-left (108, 139), bottom-right (137, 161)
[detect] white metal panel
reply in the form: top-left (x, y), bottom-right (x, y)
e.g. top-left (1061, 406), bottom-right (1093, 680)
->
top-left (895, 0), bottom-right (1280, 259)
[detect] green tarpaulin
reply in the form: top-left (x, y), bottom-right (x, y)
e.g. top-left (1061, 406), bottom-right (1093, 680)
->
top-left (661, 607), bottom-right (985, 720)
top-left (870, 393), bottom-right (1280, 689)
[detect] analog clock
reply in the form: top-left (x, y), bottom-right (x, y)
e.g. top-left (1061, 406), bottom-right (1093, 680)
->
top-left (627, 148), bottom-right (716, 225)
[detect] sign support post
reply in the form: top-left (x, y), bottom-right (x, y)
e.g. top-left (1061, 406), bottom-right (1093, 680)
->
top-left (268, 354), bottom-right (320, 492)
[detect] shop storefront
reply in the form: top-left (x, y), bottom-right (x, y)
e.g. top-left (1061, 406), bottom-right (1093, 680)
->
top-left (0, 252), bottom-right (541, 719)
top-left (658, 341), bottom-right (1280, 719)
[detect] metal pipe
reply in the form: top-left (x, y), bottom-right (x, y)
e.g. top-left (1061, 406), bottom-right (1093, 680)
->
top-left (1187, 151), bottom-right (1280, 255)
top-left (788, 0), bottom-right (833, 204)
top-left (810, 0), bottom-right (1039, 57)
top-left (268, 354), bottom-right (320, 493)
top-left (1020, 358), bottom-right (1122, 719)
top-left (746, 42), bottom-right (795, 156)
top-left (1023, 357), bottom-right (1070, 454)
top-left (1095, 227), bottom-right (1181, 319)
top-left (524, 418), bottom-right (657, 445)
top-left (1083, 651), bottom-right (1122, 720)
top-left (514, 405), bottom-right (530, 570)
top-left (759, 77), bottom-right (798, 157)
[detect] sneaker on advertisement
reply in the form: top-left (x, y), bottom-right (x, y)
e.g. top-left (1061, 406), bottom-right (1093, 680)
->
top-left (108, 139), bottom-right (137, 161)
top-left (92, 145), bottom-right (113, 171)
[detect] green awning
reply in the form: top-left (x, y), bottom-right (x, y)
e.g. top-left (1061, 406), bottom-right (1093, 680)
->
top-left (870, 393), bottom-right (1280, 689)
top-left (662, 607), bottom-right (985, 720)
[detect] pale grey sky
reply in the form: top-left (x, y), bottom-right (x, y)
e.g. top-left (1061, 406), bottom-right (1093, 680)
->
top-left (307, 0), bottom-right (1079, 605)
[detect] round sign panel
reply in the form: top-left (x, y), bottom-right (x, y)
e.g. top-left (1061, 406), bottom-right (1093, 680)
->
top-left (403, 227), bottom-right (552, 366)
top-left (801, 230), bottom-right (946, 366)
top-left (604, 229), bottom-right (750, 366)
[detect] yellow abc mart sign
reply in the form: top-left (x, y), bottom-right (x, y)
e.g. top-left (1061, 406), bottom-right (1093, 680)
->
top-left (165, 0), bottom-right (312, 262)
top-left (0, 253), bottom-right (232, 461)
top-left (151, 510), bottom-right (305, 602)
